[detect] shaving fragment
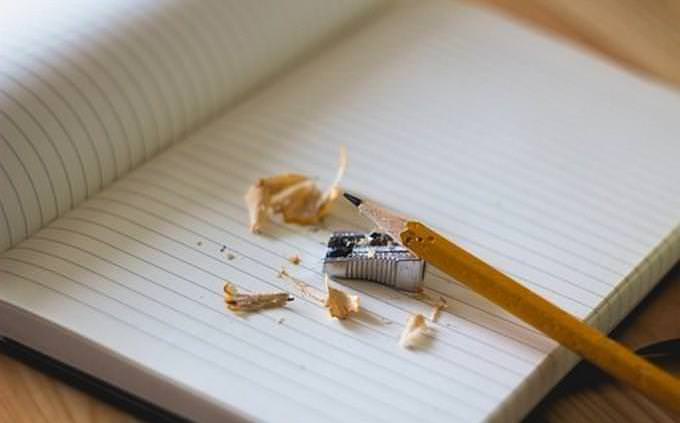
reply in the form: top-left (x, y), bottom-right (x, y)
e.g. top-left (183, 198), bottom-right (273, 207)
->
top-left (407, 291), bottom-right (434, 302)
top-left (288, 255), bottom-right (302, 265)
top-left (223, 283), bottom-right (292, 312)
top-left (226, 252), bottom-right (235, 260)
top-left (406, 291), bottom-right (449, 321)
top-left (430, 296), bottom-right (448, 322)
top-left (399, 314), bottom-right (429, 348)
top-left (278, 268), bottom-right (325, 303)
top-left (245, 147), bottom-right (347, 233)
top-left (324, 275), bottom-right (359, 320)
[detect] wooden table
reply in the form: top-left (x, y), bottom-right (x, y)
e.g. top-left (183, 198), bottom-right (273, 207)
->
top-left (1, 1), bottom-right (679, 422)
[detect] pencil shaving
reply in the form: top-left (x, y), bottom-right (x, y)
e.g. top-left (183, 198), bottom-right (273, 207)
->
top-left (430, 297), bottom-right (448, 322)
top-left (245, 147), bottom-right (347, 233)
top-left (278, 268), bottom-right (325, 303)
top-left (223, 283), bottom-right (292, 312)
top-left (324, 275), bottom-right (359, 320)
top-left (288, 255), bottom-right (302, 265)
top-left (399, 314), bottom-right (428, 348)
top-left (407, 291), bottom-right (448, 320)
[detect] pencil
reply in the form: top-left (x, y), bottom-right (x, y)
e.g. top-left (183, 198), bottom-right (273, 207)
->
top-left (343, 193), bottom-right (680, 412)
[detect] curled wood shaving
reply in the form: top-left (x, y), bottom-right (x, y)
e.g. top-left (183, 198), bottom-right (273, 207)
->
top-left (399, 314), bottom-right (429, 348)
top-left (430, 296), bottom-right (448, 322)
top-left (223, 283), bottom-right (292, 312)
top-left (324, 275), bottom-right (359, 320)
top-left (245, 147), bottom-right (347, 233)
top-left (288, 255), bottom-right (301, 265)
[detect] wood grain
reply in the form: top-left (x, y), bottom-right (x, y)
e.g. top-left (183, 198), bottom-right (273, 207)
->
top-left (0, 352), bottom-right (136, 423)
top-left (1, 1), bottom-right (680, 421)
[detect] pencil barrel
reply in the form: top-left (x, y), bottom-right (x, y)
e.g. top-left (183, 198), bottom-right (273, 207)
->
top-left (401, 221), bottom-right (680, 413)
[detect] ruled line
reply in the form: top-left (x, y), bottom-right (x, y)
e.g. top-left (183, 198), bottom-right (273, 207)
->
top-left (0, 133), bottom-right (45, 227)
top-left (0, 158), bottom-right (28, 240)
top-left (0, 196), bottom-right (12, 248)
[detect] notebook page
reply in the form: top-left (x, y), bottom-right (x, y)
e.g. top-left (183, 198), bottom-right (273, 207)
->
top-left (1, 0), bottom-right (680, 421)
top-left (0, 0), bottom-right (384, 252)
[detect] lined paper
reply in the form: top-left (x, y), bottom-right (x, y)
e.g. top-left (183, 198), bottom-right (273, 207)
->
top-left (1, 1), bottom-right (679, 422)
top-left (0, 0), bottom-right (384, 251)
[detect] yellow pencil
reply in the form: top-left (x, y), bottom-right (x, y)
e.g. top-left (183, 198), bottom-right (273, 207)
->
top-left (343, 193), bottom-right (680, 413)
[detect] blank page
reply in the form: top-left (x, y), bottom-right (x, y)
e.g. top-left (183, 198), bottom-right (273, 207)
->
top-left (1, 1), bottom-right (679, 421)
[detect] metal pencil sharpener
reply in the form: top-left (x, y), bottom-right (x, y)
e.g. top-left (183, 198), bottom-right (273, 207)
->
top-left (322, 231), bottom-right (425, 292)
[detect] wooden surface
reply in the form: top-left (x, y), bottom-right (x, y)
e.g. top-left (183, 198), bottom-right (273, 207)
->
top-left (1, 1), bottom-right (680, 422)
top-left (483, 0), bottom-right (680, 87)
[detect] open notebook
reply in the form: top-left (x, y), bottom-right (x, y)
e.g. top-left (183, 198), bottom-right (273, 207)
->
top-left (1, 0), bottom-right (679, 421)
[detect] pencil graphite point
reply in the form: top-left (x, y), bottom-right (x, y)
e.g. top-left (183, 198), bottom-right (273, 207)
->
top-left (343, 195), bottom-right (408, 242)
top-left (343, 192), bottom-right (363, 207)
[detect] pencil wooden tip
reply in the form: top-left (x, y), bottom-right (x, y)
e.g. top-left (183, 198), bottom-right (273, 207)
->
top-left (343, 192), bottom-right (363, 207)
